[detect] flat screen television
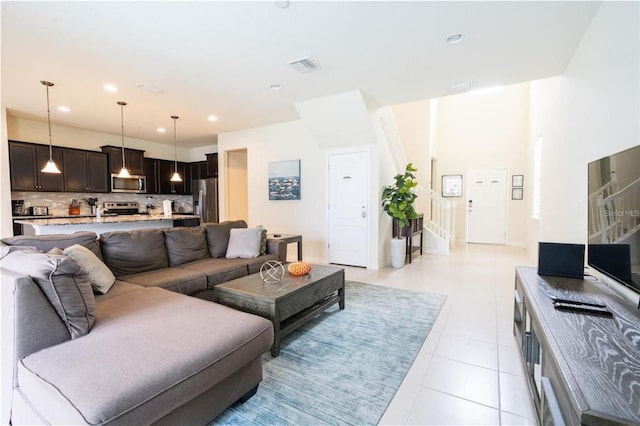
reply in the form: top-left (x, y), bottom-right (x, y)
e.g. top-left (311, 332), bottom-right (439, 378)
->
top-left (587, 144), bottom-right (640, 302)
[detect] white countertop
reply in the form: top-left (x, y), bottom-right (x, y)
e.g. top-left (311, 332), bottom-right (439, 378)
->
top-left (15, 214), bottom-right (199, 226)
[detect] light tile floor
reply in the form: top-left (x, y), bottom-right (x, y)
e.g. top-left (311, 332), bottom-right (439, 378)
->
top-left (342, 243), bottom-right (538, 426)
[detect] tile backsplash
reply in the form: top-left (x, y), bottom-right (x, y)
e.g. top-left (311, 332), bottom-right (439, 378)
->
top-left (12, 192), bottom-right (193, 216)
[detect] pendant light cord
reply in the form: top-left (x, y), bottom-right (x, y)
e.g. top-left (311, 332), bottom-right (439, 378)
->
top-left (45, 82), bottom-right (53, 160)
top-left (118, 101), bottom-right (127, 169)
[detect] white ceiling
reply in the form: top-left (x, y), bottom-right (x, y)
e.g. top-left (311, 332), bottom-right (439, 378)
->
top-left (1, 1), bottom-right (600, 148)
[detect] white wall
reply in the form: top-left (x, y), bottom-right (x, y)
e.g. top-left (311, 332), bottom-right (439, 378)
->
top-left (218, 120), bottom-right (328, 263)
top-left (532, 2), bottom-right (639, 245)
top-left (391, 100), bottom-right (431, 215)
top-left (433, 82), bottom-right (531, 246)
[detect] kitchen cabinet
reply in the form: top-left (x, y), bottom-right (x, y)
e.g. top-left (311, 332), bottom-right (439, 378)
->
top-left (206, 153), bottom-right (218, 177)
top-left (9, 141), bottom-right (63, 191)
top-left (190, 161), bottom-right (207, 180)
top-left (100, 145), bottom-right (145, 176)
top-left (62, 149), bottom-right (109, 193)
top-left (143, 158), bottom-right (159, 194)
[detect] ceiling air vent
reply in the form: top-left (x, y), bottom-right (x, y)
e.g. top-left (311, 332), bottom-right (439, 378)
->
top-left (288, 57), bottom-right (321, 73)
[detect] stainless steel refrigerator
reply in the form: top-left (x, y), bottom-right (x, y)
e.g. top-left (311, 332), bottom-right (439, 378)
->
top-left (193, 178), bottom-right (219, 223)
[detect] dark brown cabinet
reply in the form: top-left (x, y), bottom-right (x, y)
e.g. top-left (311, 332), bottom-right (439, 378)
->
top-left (190, 161), bottom-right (207, 180)
top-left (146, 158), bottom-right (191, 195)
top-left (9, 141), bottom-right (63, 191)
top-left (100, 146), bottom-right (145, 176)
top-left (206, 153), bottom-right (218, 177)
top-left (62, 149), bottom-right (109, 193)
top-left (143, 158), bottom-right (159, 194)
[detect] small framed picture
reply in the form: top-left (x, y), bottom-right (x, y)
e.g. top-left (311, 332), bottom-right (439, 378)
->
top-left (512, 175), bottom-right (524, 188)
top-left (512, 187), bottom-right (524, 200)
top-left (442, 174), bottom-right (463, 198)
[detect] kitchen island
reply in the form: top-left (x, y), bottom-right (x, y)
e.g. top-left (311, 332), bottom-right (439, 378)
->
top-left (15, 214), bottom-right (200, 236)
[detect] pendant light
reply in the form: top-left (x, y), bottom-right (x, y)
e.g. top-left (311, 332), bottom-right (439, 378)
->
top-left (40, 80), bottom-right (62, 174)
top-left (170, 115), bottom-right (182, 182)
top-left (116, 101), bottom-right (131, 178)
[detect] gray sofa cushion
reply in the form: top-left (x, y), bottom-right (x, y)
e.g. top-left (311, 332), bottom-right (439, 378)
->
top-left (203, 220), bottom-right (247, 258)
top-left (164, 226), bottom-right (209, 267)
top-left (2, 250), bottom-right (95, 339)
top-left (1, 231), bottom-right (102, 260)
top-left (99, 229), bottom-right (168, 277)
top-left (17, 287), bottom-right (273, 425)
top-left (177, 258), bottom-right (249, 288)
top-left (94, 280), bottom-right (144, 302)
top-left (119, 267), bottom-right (207, 295)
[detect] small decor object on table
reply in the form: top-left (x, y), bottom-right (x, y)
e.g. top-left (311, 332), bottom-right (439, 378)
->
top-left (288, 261), bottom-right (312, 276)
top-left (260, 260), bottom-right (285, 283)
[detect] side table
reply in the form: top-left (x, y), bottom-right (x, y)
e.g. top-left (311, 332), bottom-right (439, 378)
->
top-left (268, 233), bottom-right (303, 261)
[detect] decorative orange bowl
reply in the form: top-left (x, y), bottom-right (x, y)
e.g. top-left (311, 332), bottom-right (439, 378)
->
top-left (288, 261), bottom-right (312, 276)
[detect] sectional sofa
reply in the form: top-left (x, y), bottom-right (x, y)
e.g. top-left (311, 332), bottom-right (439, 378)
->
top-left (1, 220), bottom-right (288, 425)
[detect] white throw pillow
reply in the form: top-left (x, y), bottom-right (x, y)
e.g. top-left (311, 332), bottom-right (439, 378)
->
top-left (226, 227), bottom-right (263, 259)
top-left (64, 244), bottom-right (115, 294)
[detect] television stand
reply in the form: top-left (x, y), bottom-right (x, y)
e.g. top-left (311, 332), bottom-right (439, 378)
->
top-left (514, 267), bottom-right (640, 425)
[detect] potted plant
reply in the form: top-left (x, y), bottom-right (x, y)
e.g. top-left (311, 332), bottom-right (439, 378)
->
top-left (381, 163), bottom-right (418, 268)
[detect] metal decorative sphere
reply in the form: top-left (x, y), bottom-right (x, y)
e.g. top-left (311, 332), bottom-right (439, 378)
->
top-left (260, 260), bottom-right (285, 283)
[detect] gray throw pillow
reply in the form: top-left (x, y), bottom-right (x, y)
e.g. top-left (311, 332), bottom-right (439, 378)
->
top-left (64, 244), bottom-right (116, 294)
top-left (99, 229), bottom-right (169, 277)
top-left (164, 226), bottom-right (209, 267)
top-left (1, 231), bottom-right (102, 260)
top-left (226, 227), bottom-right (262, 259)
top-left (2, 250), bottom-right (95, 339)
top-left (203, 220), bottom-right (247, 258)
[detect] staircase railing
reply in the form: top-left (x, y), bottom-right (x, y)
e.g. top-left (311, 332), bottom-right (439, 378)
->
top-left (597, 177), bottom-right (640, 243)
top-left (378, 107), bottom-right (456, 250)
top-left (417, 185), bottom-right (456, 247)
top-left (588, 178), bottom-right (617, 242)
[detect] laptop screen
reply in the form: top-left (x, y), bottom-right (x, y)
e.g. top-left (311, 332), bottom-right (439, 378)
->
top-left (538, 242), bottom-right (585, 279)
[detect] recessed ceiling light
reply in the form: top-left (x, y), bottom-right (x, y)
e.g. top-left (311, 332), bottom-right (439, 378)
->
top-left (449, 81), bottom-right (471, 92)
top-left (467, 85), bottom-right (504, 96)
top-left (104, 84), bottom-right (118, 93)
top-left (207, 115), bottom-right (218, 122)
top-left (274, 1), bottom-right (289, 8)
top-left (57, 106), bottom-right (70, 112)
top-left (157, 127), bottom-right (166, 133)
top-left (446, 33), bottom-right (464, 44)
top-left (270, 84), bottom-right (282, 90)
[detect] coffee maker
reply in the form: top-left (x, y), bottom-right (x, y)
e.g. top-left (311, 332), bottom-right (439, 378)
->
top-left (12, 200), bottom-right (25, 216)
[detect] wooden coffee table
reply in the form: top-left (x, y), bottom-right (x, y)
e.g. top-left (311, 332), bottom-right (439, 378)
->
top-left (213, 264), bottom-right (345, 357)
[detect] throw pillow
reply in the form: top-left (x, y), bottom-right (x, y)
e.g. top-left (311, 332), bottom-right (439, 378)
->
top-left (2, 250), bottom-right (95, 339)
top-left (164, 226), bottom-right (209, 267)
top-left (1, 231), bottom-right (103, 260)
top-left (204, 220), bottom-right (248, 258)
top-left (226, 227), bottom-right (263, 259)
top-left (64, 244), bottom-right (116, 294)
top-left (257, 225), bottom-right (268, 255)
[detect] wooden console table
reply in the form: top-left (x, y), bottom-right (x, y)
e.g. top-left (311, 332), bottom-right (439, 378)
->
top-left (514, 267), bottom-right (640, 425)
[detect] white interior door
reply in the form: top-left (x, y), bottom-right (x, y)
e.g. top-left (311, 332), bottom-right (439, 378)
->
top-left (328, 151), bottom-right (369, 267)
top-left (467, 169), bottom-right (507, 244)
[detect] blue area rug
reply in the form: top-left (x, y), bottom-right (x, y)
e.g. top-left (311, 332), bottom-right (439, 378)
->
top-left (212, 281), bottom-right (446, 426)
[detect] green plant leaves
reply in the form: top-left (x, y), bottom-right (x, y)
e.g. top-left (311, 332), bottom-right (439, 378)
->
top-left (381, 163), bottom-right (419, 228)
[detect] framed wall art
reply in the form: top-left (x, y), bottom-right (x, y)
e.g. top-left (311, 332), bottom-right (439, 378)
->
top-left (268, 159), bottom-right (301, 200)
top-left (442, 174), bottom-right (463, 198)
top-left (512, 175), bottom-right (524, 188)
top-left (512, 187), bottom-right (524, 200)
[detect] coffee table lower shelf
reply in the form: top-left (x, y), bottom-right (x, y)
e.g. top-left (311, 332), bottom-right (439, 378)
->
top-left (279, 293), bottom-right (343, 342)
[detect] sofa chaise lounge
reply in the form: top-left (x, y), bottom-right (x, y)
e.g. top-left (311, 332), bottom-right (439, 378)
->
top-left (1, 220), bottom-right (288, 425)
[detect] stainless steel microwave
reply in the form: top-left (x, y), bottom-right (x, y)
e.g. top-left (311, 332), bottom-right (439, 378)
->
top-left (111, 174), bottom-right (147, 193)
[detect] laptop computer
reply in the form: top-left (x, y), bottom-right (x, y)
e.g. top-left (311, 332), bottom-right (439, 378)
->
top-left (538, 242), bottom-right (585, 279)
